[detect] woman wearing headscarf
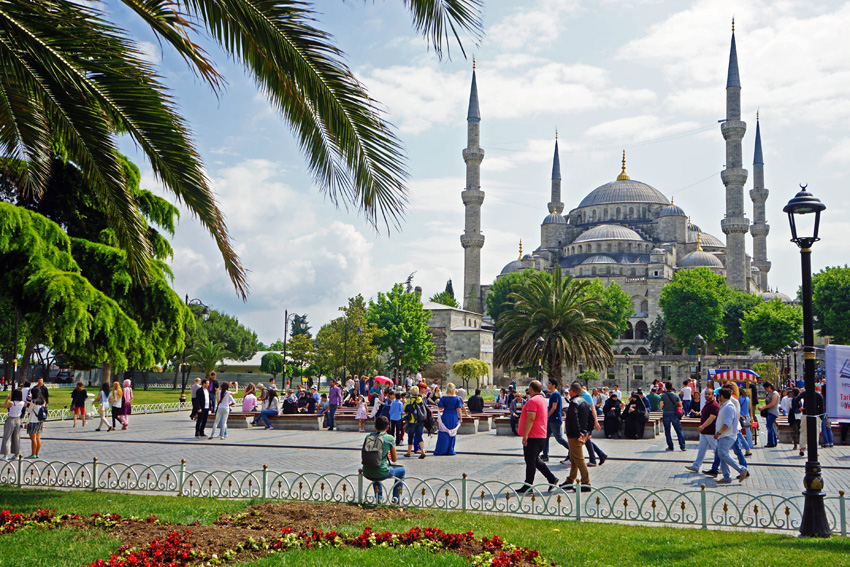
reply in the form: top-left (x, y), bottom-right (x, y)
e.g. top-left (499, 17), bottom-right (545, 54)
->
top-left (602, 392), bottom-right (622, 438)
top-left (120, 379), bottom-right (133, 430)
top-left (623, 392), bottom-right (648, 439)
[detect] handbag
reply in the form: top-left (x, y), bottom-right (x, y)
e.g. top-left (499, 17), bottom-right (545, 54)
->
top-left (675, 405), bottom-right (684, 418)
top-left (759, 407), bottom-right (769, 418)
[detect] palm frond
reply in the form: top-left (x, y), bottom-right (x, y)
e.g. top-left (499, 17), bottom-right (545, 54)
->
top-left (401, 0), bottom-right (483, 59)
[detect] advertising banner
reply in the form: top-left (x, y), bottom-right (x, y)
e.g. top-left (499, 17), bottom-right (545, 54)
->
top-left (825, 344), bottom-right (850, 420)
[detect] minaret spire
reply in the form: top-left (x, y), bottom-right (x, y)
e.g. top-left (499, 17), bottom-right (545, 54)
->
top-left (548, 134), bottom-right (563, 215)
top-left (750, 113), bottom-right (771, 290)
top-left (720, 24), bottom-right (750, 291)
top-left (461, 64), bottom-right (485, 312)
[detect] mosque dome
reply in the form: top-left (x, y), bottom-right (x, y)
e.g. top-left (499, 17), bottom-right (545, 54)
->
top-left (542, 213), bottom-right (566, 225)
top-left (688, 222), bottom-right (702, 233)
top-left (679, 250), bottom-right (723, 269)
top-left (659, 202), bottom-right (687, 217)
top-left (499, 259), bottom-right (524, 276)
top-left (578, 179), bottom-right (669, 208)
top-left (762, 290), bottom-right (793, 303)
top-left (581, 255), bottom-right (618, 265)
top-left (573, 224), bottom-right (644, 243)
top-left (651, 248), bottom-right (666, 255)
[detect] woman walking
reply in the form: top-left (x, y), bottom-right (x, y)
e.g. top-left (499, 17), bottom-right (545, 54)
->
top-left (95, 383), bottom-right (111, 431)
top-left (110, 382), bottom-right (123, 431)
top-left (26, 394), bottom-right (46, 459)
top-left (71, 382), bottom-right (88, 427)
top-left (209, 382), bottom-right (235, 439)
top-left (1, 389), bottom-right (25, 461)
top-left (120, 379), bottom-right (133, 429)
top-left (433, 383), bottom-right (462, 456)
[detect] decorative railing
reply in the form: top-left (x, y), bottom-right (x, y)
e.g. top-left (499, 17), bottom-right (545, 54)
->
top-left (0, 457), bottom-right (847, 536)
top-left (0, 398), bottom-right (249, 424)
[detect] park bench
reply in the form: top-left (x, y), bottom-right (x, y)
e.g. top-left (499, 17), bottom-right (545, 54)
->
top-left (494, 416), bottom-right (515, 436)
top-left (226, 411), bottom-right (322, 431)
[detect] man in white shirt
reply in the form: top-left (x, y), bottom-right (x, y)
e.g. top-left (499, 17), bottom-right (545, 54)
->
top-left (680, 380), bottom-right (693, 415)
top-left (712, 387), bottom-right (749, 484)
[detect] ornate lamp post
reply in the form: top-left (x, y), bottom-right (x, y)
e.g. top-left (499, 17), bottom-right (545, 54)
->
top-left (624, 352), bottom-right (631, 392)
top-left (536, 337), bottom-right (545, 383)
top-left (791, 340), bottom-right (800, 385)
top-left (693, 334), bottom-right (704, 390)
top-left (282, 311), bottom-right (305, 389)
top-left (784, 184), bottom-right (830, 537)
top-left (180, 296), bottom-right (209, 393)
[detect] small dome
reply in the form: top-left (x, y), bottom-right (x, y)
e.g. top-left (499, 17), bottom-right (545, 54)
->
top-left (582, 255), bottom-right (618, 265)
top-left (651, 248), bottom-right (666, 255)
top-left (688, 230), bottom-right (724, 247)
top-left (762, 291), bottom-right (793, 303)
top-left (578, 179), bottom-right (669, 208)
top-left (659, 203), bottom-right (687, 217)
top-left (679, 251), bottom-right (723, 269)
top-left (542, 213), bottom-right (566, 225)
top-left (688, 222), bottom-right (702, 232)
top-left (499, 259), bottom-right (524, 276)
top-left (573, 224), bottom-right (644, 243)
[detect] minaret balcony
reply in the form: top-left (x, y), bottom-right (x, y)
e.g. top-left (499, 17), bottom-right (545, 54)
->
top-left (460, 234), bottom-right (485, 248)
top-left (721, 169), bottom-right (748, 186)
top-left (753, 260), bottom-right (772, 272)
top-left (462, 148), bottom-right (484, 162)
top-left (749, 188), bottom-right (769, 200)
top-left (721, 217), bottom-right (750, 234)
top-left (462, 189), bottom-right (484, 206)
top-left (750, 223), bottom-right (770, 237)
top-left (721, 120), bottom-right (747, 140)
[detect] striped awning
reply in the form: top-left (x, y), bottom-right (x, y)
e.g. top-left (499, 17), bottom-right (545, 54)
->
top-left (710, 369), bottom-right (761, 382)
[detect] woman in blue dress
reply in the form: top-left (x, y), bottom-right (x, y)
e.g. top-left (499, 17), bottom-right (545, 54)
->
top-left (434, 383), bottom-right (463, 456)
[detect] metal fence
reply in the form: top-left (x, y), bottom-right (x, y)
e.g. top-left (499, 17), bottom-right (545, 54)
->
top-left (0, 457), bottom-right (846, 536)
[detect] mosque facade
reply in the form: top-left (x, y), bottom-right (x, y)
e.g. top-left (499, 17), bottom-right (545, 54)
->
top-left (458, 28), bottom-right (777, 383)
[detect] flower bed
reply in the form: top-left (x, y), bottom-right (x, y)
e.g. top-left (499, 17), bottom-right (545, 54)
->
top-left (0, 503), bottom-right (553, 567)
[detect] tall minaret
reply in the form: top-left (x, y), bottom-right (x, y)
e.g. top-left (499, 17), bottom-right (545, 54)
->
top-left (461, 62), bottom-right (485, 312)
top-left (719, 21), bottom-right (750, 291)
top-left (749, 113), bottom-right (771, 291)
top-left (548, 133), bottom-right (563, 215)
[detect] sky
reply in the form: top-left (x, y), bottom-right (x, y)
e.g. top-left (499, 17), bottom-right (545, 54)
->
top-left (111, 0), bottom-right (850, 343)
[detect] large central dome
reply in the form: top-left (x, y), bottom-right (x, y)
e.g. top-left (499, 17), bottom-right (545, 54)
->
top-left (578, 179), bottom-right (670, 208)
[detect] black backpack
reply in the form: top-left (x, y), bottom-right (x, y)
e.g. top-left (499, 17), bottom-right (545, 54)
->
top-left (423, 405), bottom-right (436, 435)
top-left (413, 400), bottom-right (427, 423)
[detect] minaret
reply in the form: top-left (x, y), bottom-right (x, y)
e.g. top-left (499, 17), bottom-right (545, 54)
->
top-left (719, 21), bottom-right (750, 291)
top-left (548, 133), bottom-right (563, 215)
top-left (461, 62), bottom-right (485, 312)
top-left (749, 112), bottom-right (770, 291)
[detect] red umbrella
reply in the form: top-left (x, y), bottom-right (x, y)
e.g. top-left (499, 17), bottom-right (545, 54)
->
top-left (373, 375), bottom-right (393, 385)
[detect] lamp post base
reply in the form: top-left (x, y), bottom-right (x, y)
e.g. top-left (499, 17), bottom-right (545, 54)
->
top-left (800, 460), bottom-right (831, 537)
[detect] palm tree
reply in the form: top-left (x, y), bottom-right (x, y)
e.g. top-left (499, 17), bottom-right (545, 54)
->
top-left (0, 0), bottom-right (483, 296)
top-left (494, 270), bottom-right (615, 384)
top-left (186, 339), bottom-right (233, 376)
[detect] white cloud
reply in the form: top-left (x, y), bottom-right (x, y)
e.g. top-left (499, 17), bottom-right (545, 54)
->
top-left (487, 0), bottom-right (582, 52)
top-left (136, 41), bottom-right (162, 65)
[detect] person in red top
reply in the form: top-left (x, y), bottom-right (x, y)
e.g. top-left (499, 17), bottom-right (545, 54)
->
top-left (517, 380), bottom-right (558, 493)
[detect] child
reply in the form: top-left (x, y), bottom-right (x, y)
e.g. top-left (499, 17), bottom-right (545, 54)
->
top-left (71, 381), bottom-right (88, 427)
top-left (355, 395), bottom-right (368, 432)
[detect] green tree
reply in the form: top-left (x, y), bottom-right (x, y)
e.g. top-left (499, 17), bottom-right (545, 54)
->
top-left (445, 279), bottom-right (456, 300)
top-left (811, 265), bottom-right (850, 344)
top-left (368, 283), bottom-right (434, 375)
top-left (583, 279), bottom-right (633, 341)
top-left (315, 295), bottom-right (383, 379)
top-left (494, 270), bottom-right (615, 383)
top-left (647, 314), bottom-right (676, 355)
top-left (658, 268), bottom-right (728, 348)
top-left (193, 309), bottom-right (258, 362)
top-left (577, 368), bottom-right (599, 386)
top-left (429, 290), bottom-right (459, 308)
top-left (186, 340), bottom-right (232, 376)
top-left (291, 316), bottom-right (312, 339)
top-left (741, 299), bottom-right (803, 355)
top-left (485, 269), bottom-right (539, 327)
top-left (752, 361), bottom-right (779, 384)
top-left (286, 333), bottom-right (315, 374)
top-left (0, 1), bottom-right (482, 295)
top-left (450, 358), bottom-right (489, 390)
top-left (721, 290), bottom-right (763, 354)
top-left (259, 352), bottom-right (285, 380)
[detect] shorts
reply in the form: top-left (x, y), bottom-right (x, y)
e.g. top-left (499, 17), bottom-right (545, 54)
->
top-left (26, 421), bottom-right (43, 435)
top-left (74, 406), bottom-right (85, 416)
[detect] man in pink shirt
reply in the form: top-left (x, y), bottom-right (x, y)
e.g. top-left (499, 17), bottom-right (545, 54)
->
top-left (517, 380), bottom-right (558, 493)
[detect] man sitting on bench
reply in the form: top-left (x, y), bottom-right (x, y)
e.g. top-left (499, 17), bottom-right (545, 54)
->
top-left (361, 416), bottom-right (405, 503)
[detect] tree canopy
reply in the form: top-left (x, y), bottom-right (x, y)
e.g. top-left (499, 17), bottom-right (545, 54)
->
top-left (450, 358), bottom-right (489, 390)
top-left (581, 279), bottom-right (633, 341)
top-left (721, 290), bottom-right (764, 354)
top-left (647, 314), bottom-right (676, 355)
top-left (658, 268), bottom-right (729, 348)
top-left (315, 294), bottom-right (384, 378)
top-left (429, 290), bottom-right (459, 308)
top-left (811, 265), bottom-right (850, 344)
top-left (259, 352), bottom-right (285, 379)
top-left (741, 299), bottom-right (803, 355)
top-left (186, 340), bottom-right (232, 376)
top-left (368, 283), bottom-right (434, 374)
top-left (485, 269), bottom-right (537, 327)
top-left (188, 307), bottom-right (258, 362)
top-left (0, 0), bottom-right (483, 296)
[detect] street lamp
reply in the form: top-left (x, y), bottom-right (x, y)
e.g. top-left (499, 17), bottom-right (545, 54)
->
top-left (282, 311), bottom-right (306, 389)
top-left (536, 337), bottom-right (545, 382)
top-left (791, 340), bottom-right (800, 385)
top-left (180, 296), bottom-right (210, 393)
top-left (693, 334), bottom-right (705, 391)
top-left (784, 184), bottom-right (829, 537)
top-left (624, 352), bottom-right (631, 392)
top-left (396, 338), bottom-right (405, 385)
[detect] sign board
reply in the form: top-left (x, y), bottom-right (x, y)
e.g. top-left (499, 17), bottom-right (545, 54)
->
top-left (825, 344), bottom-right (850, 420)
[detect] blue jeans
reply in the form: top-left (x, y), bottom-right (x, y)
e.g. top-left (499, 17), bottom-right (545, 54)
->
top-left (254, 409), bottom-right (277, 428)
top-left (737, 430), bottom-right (751, 451)
top-left (766, 413), bottom-right (778, 446)
top-left (587, 440), bottom-right (606, 464)
top-left (822, 417), bottom-right (834, 446)
top-left (369, 465), bottom-right (405, 502)
top-left (692, 434), bottom-right (717, 469)
top-left (327, 404), bottom-right (338, 429)
top-left (542, 419), bottom-right (569, 458)
top-left (710, 436), bottom-right (746, 471)
top-left (408, 422), bottom-right (424, 452)
top-left (716, 436), bottom-right (747, 481)
top-left (682, 400), bottom-right (692, 415)
top-left (663, 413), bottom-right (685, 450)
top-left (210, 407), bottom-right (229, 437)
top-left (741, 422), bottom-right (753, 447)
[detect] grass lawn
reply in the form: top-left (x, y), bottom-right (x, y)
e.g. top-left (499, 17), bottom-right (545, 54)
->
top-left (1, 487), bottom-right (848, 567)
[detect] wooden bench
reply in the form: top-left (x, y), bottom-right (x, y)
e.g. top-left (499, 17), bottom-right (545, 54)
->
top-left (227, 412), bottom-right (322, 430)
top-left (494, 416), bottom-right (515, 436)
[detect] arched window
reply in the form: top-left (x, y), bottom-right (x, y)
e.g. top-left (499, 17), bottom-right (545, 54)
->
top-left (640, 299), bottom-right (648, 313)
top-left (622, 322), bottom-right (634, 340)
top-left (635, 320), bottom-right (649, 340)
top-left (592, 267), bottom-right (597, 275)
top-left (578, 245), bottom-right (583, 254)
top-left (591, 209), bottom-right (597, 221)
top-left (603, 208), bottom-right (609, 220)
top-left (607, 243), bottom-right (612, 252)
top-left (629, 207), bottom-right (634, 218)
top-left (616, 207), bottom-right (621, 219)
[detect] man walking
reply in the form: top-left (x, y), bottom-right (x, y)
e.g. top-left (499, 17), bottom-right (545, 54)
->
top-left (327, 379), bottom-right (341, 431)
top-left (559, 382), bottom-right (591, 492)
top-left (517, 380), bottom-right (558, 493)
top-left (541, 378), bottom-right (569, 462)
top-left (195, 378), bottom-right (210, 438)
top-left (686, 389), bottom-right (719, 473)
top-left (659, 381), bottom-right (686, 451)
top-left (760, 382), bottom-right (780, 448)
top-left (713, 388), bottom-right (749, 484)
